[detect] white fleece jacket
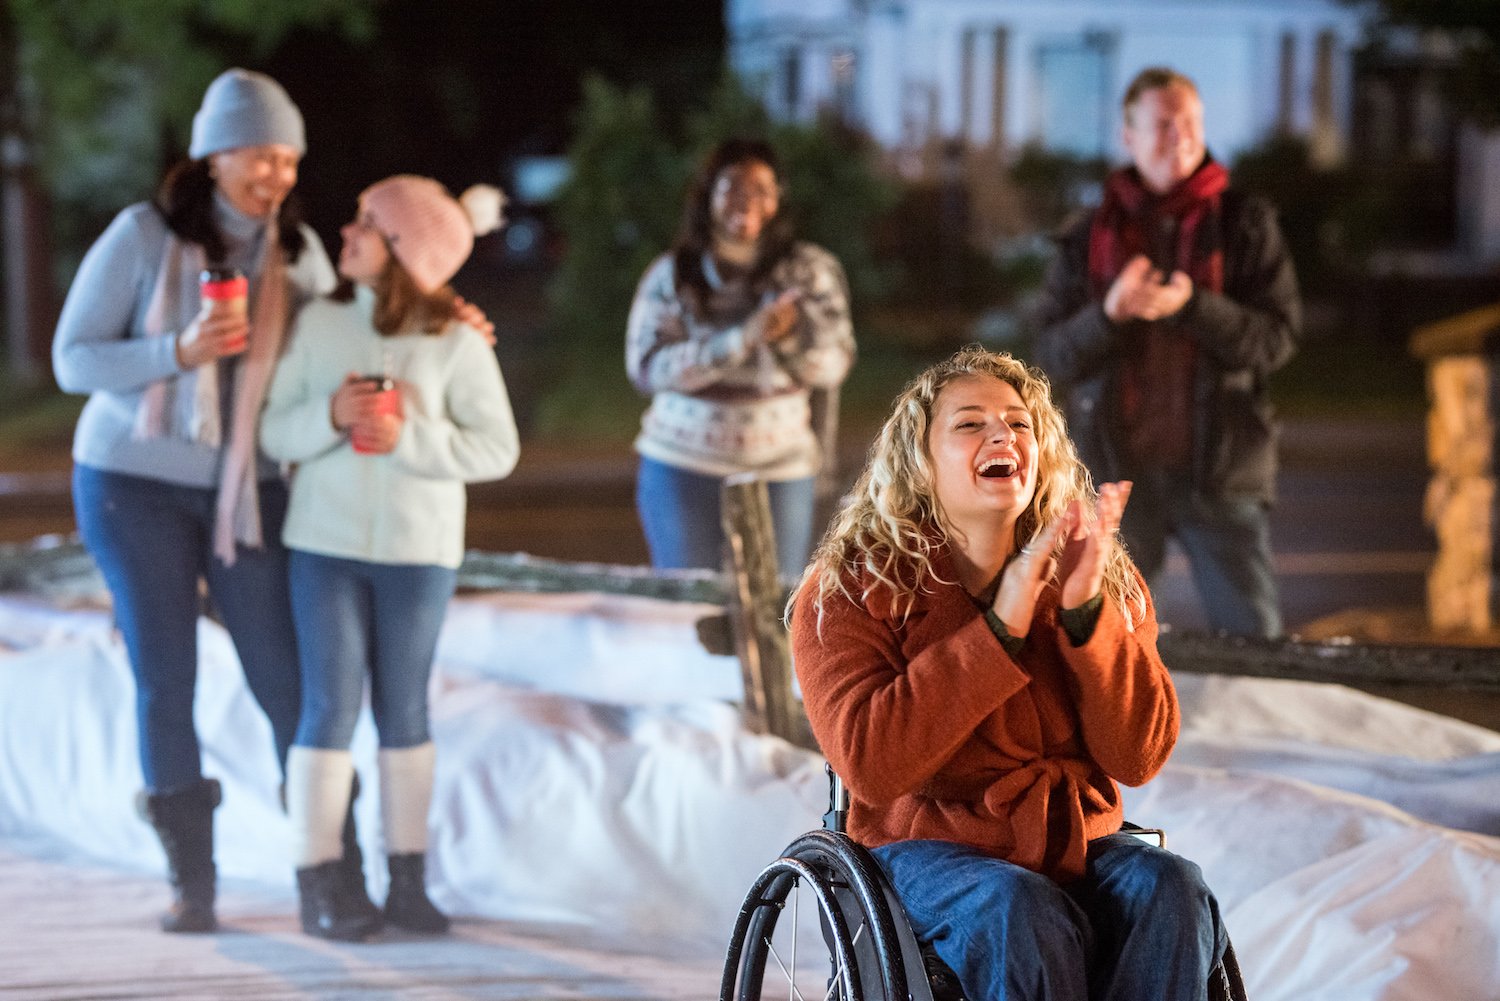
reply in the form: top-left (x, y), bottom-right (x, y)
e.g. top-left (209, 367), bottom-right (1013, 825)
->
top-left (260, 286), bottom-right (520, 568)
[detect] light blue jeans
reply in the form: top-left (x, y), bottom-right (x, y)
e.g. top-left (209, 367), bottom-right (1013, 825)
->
top-left (287, 550), bottom-right (456, 750)
top-left (73, 465), bottom-right (301, 792)
top-left (872, 836), bottom-right (1225, 1001)
top-left (635, 456), bottom-right (816, 578)
top-left (1121, 468), bottom-right (1281, 638)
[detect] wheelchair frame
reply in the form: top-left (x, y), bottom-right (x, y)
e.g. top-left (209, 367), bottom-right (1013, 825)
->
top-left (720, 767), bottom-right (1248, 1001)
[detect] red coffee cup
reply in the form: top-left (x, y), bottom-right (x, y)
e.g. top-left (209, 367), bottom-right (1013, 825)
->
top-left (351, 376), bottom-right (399, 455)
top-left (200, 267), bottom-right (249, 352)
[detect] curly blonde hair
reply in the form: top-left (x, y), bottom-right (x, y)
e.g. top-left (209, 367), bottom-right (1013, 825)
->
top-left (801, 345), bottom-right (1144, 626)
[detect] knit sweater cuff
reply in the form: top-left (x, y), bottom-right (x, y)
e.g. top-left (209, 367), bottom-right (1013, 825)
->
top-left (1059, 592), bottom-right (1104, 646)
top-left (982, 608), bottom-right (1026, 657)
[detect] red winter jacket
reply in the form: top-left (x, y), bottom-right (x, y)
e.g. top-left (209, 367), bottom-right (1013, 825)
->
top-left (792, 547), bottom-right (1178, 883)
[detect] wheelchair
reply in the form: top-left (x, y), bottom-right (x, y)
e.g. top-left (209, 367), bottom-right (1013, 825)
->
top-left (720, 766), bottom-right (1248, 1001)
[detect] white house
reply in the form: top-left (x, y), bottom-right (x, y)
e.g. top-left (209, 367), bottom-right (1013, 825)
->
top-left (727, 0), bottom-right (1368, 168)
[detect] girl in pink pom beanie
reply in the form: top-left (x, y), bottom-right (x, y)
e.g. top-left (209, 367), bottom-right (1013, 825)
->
top-left (260, 176), bottom-right (517, 940)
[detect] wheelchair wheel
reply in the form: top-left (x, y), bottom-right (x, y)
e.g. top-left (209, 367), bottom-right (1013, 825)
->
top-left (720, 830), bottom-right (912, 1001)
top-left (1212, 938), bottom-right (1249, 1001)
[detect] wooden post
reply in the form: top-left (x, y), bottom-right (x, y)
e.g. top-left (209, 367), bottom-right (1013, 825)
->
top-left (720, 473), bottom-right (795, 741)
top-left (1410, 305), bottom-right (1500, 636)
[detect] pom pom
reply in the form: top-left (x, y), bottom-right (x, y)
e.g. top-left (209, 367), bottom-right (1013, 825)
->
top-left (460, 184), bottom-right (507, 237)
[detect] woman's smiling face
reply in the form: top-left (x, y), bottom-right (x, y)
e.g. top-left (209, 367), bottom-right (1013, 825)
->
top-left (710, 159), bottom-right (780, 246)
top-left (337, 206), bottom-right (392, 287)
top-left (209, 143), bottom-right (300, 219)
top-left (927, 374), bottom-right (1040, 534)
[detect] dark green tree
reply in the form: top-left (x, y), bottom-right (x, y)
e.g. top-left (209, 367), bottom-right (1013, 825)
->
top-left (7, 0), bottom-right (374, 226)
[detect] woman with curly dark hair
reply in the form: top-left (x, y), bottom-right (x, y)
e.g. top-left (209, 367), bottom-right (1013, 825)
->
top-left (626, 138), bottom-right (855, 576)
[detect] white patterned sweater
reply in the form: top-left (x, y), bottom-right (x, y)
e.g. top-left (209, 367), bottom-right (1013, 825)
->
top-left (625, 242), bottom-right (854, 480)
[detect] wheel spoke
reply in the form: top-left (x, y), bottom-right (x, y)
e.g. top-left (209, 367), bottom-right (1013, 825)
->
top-left (822, 918), bottom-right (865, 1001)
top-left (790, 879), bottom-right (799, 1001)
top-left (764, 939), bottom-right (809, 1001)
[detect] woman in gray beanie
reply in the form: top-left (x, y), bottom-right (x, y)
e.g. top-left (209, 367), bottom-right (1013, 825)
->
top-left (50, 68), bottom-right (370, 935)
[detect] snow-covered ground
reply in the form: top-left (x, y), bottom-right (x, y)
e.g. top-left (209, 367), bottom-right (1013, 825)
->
top-left (2, 588), bottom-right (1498, 1000)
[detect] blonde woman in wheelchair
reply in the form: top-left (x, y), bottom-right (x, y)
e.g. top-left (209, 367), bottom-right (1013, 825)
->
top-left (790, 345), bottom-right (1227, 1000)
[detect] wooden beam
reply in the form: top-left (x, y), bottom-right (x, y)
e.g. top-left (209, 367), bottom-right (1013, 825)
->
top-left (0, 538), bottom-right (731, 605)
top-left (720, 474), bottom-right (796, 742)
top-left (457, 550), bottom-right (726, 604)
top-left (1158, 631), bottom-right (1500, 693)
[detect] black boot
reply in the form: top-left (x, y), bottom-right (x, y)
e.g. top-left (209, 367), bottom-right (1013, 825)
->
top-left (339, 774), bottom-right (382, 928)
top-left (136, 778), bottom-right (221, 933)
top-left (296, 861), bottom-right (381, 941)
top-left (383, 853), bottom-right (449, 933)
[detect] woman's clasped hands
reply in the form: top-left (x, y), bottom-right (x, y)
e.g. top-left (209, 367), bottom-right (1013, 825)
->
top-left (992, 480), bottom-right (1132, 638)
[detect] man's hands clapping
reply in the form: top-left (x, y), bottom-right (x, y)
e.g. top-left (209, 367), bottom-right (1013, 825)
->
top-left (1104, 255), bottom-right (1192, 324)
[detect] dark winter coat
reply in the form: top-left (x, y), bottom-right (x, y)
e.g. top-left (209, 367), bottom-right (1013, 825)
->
top-left (1032, 189), bottom-right (1301, 503)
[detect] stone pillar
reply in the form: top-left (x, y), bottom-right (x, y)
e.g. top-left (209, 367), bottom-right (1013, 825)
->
top-left (1411, 306), bottom-right (1500, 634)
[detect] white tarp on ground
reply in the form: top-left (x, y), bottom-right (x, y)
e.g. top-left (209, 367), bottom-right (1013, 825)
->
top-left (2, 589), bottom-right (1499, 1000)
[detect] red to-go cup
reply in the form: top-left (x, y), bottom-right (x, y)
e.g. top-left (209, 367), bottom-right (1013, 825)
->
top-left (200, 267), bottom-right (249, 352)
top-left (350, 375), bottom-right (400, 455)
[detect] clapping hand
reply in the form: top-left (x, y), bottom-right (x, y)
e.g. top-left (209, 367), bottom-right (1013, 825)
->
top-left (755, 289), bottom-right (802, 344)
top-left (1057, 481), bottom-right (1132, 610)
top-left (992, 515), bottom-right (1067, 639)
top-left (1104, 255), bottom-right (1193, 323)
top-left (991, 481), bottom-right (1132, 636)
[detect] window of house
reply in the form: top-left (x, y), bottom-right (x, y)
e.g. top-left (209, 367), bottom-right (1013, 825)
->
top-left (1035, 32), bottom-right (1114, 157)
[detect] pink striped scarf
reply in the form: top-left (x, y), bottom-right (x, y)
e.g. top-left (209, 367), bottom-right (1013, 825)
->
top-left (133, 218), bottom-right (290, 565)
top-left (213, 215), bottom-right (289, 565)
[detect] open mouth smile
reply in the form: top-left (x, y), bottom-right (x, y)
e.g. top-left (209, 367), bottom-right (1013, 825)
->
top-left (978, 457), bottom-right (1019, 480)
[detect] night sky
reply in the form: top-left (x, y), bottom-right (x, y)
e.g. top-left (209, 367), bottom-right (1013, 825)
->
top-left (258, 1), bottom-right (725, 240)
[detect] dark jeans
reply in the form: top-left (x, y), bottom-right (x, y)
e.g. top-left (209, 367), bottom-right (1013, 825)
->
top-left (287, 550), bottom-right (456, 750)
top-left (1120, 468), bottom-right (1280, 638)
top-left (872, 836), bottom-right (1226, 1001)
top-left (635, 456), bottom-right (816, 577)
top-left (73, 465), bottom-right (301, 792)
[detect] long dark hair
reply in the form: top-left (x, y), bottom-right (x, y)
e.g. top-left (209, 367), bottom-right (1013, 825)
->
top-left (154, 158), bottom-right (308, 264)
top-left (670, 138), bottom-right (796, 312)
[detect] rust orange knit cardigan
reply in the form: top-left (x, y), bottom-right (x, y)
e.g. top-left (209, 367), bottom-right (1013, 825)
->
top-left (791, 548), bottom-right (1179, 883)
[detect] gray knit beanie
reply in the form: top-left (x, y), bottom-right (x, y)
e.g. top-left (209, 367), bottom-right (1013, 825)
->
top-left (189, 69), bottom-right (306, 159)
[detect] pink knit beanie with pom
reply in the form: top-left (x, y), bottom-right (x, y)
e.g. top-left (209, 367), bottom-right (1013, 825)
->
top-left (360, 175), bottom-right (505, 292)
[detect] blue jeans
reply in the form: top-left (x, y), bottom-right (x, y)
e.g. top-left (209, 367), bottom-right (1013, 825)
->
top-left (72, 465), bottom-right (301, 792)
top-left (872, 836), bottom-right (1225, 1001)
top-left (635, 456), bottom-right (816, 577)
top-left (287, 550), bottom-right (456, 750)
top-left (1121, 468), bottom-right (1281, 638)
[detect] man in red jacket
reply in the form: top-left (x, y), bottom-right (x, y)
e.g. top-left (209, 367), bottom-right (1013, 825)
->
top-left (1035, 67), bottom-right (1301, 639)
